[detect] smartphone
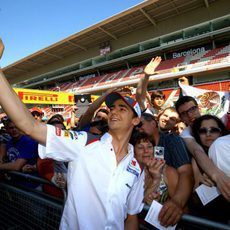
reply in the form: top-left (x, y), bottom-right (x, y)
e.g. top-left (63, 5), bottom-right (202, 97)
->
top-left (154, 146), bottom-right (164, 160)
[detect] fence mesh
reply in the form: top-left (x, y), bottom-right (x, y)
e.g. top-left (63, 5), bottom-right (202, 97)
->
top-left (0, 183), bottom-right (63, 230)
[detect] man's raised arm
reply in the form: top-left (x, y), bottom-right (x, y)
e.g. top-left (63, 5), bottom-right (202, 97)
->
top-left (136, 56), bottom-right (161, 111)
top-left (0, 39), bottom-right (47, 145)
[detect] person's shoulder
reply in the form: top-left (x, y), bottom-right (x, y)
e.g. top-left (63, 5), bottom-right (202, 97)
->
top-left (212, 134), bottom-right (230, 146)
top-left (180, 126), bottom-right (194, 139)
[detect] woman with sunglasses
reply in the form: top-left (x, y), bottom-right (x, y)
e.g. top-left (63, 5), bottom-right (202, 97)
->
top-left (191, 114), bottom-right (228, 188)
top-left (192, 114), bottom-right (228, 155)
top-left (190, 114), bottom-right (229, 223)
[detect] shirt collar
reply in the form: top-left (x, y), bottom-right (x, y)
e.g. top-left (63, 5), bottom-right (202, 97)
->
top-left (101, 132), bottom-right (134, 157)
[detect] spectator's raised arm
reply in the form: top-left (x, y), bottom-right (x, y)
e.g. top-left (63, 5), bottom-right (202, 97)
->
top-left (0, 39), bottom-right (47, 145)
top-left (77, 88), bottom-right (115, 130)
top-left (136, 57), bottom-right (161, 111)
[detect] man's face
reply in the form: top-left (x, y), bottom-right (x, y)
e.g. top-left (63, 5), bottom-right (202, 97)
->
top-left (174, 122), bottom-right (186, 135)
top-left (32, 111), bottom-right (42, 122)
top-left (159, 109), bottom-right (179, 131)
top-left (138, 117), bottom-right (157, 136)
top-left (94, 111), bottom-right (108, 122)
top-left (152, 96), bottom-right (165, 109)
top-left (108, 99), bottom-right (138, 132)
top-left (177, 101), bottom-right (200, 126)
top-left (6, 122), bottom-right (21, 139)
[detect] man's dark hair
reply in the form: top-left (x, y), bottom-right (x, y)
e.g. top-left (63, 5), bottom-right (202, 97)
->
top-left (141, 112), bottom-right (156, 122)
top-left (3, 118), bottom-right (13, 128)
top-left (90, 119), bottom-right (108, 134)
top-left (151, 90), bottom-right (165, 100)
top-left (95, 108), bottom-right (109, 116)
top-left (175, 96), bottom-right (198, 113)
top-left (47, 114), bottom-right (64, 124)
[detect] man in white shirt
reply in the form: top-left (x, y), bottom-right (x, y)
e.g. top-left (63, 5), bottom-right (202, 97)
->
top-left (0, 39), bottom-right (144, 229)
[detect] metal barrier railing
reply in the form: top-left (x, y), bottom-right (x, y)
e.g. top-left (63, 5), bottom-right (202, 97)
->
top-left (4, 171), bottom-right (67, 201)
top-left (0, 171), bottom-right (65, 229)
top-left (181, 214), bottom-right (230, 230)
top-left (141, 205), bottom-right (230, 230)
top-left (0, 183), bottom-right (63, 229)
top-left (0, 171), bottom-right (229, 230)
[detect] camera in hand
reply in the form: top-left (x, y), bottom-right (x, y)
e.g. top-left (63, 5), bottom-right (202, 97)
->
top-left (154, 146), bottom-right (164, 160)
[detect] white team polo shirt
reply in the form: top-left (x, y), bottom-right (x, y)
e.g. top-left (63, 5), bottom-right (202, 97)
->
top-left (39, 125), bottom-right (144, 230)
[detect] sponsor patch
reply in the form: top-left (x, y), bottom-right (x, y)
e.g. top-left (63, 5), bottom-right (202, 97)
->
top-left (131, 160), bottom-right (136, 166)
top-left (69, 131), bottom-right (84, 140)
top-left (63, 131), bottom-right (70, 138)
top-left (55, 127), bottom-right (61, 136)
top-left (127, 159), bottom-right (141, 177)
top-left (73, 131), bottom-right (80, 140)
top-left (127, 166), bottom-right (139, 177)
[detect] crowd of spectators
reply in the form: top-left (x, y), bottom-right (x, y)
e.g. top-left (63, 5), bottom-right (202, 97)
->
top-left (0, 40), bottom-right (230, 229)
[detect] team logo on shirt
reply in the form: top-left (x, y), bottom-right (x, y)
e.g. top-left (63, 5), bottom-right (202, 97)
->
top-left (55, 127), bottom-right (62, 136)
top-left (126, 159), bottom-right (141, 177)
top-left (69, 131), bottom-right (79, 140)
top-left (68, 131), bottom-right (85, 140)
top-left (64, 131), bottom-right (70, 138)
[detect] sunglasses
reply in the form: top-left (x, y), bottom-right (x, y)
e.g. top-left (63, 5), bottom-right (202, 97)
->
top-left (198, 127), bottom-right (221, 135)
top-left (180, 105), bottom-right (198, 117)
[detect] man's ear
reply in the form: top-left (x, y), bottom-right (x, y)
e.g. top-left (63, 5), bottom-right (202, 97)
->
top-left (132, 117), bottom-right (140, 126)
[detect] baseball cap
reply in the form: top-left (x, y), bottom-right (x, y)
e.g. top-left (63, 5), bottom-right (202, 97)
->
top-left (105, 92), bottom-right (141, 118)
top-left (30, 107), bottom-right (43, 115)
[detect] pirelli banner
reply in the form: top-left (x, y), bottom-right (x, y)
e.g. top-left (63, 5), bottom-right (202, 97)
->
top-left (13, 88), bottom-right (75, 105)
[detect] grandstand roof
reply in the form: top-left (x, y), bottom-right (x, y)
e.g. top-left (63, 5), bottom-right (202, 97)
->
top-left (3, 0), bottom-right (219, 78)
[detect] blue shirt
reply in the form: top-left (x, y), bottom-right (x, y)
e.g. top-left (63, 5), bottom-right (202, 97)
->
top-left (158, 132), bottom-right (191, 169)
top-left (6, 135), bottom-right (38, 165)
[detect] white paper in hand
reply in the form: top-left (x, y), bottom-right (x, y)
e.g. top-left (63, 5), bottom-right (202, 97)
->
top-left (195, 184), bottom-right (220, 205)
top-left (145, 200), bottom-right (176, 230)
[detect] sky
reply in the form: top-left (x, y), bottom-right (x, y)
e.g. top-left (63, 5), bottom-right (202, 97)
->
top-left (0, 0), bottom-right (144, 67)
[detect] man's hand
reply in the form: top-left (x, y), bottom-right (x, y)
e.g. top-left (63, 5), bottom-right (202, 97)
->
top-left (213, 170), bottom-right (230, 201)
top-left (144, 56), bottom-right (162, 76)
top-left (158, 199), bottom-right (183, 227)
top-left (22, 164), bottom-right (37, 173)
top-left (201, 173), bottom-right (215, 187)
top-left (0, 38), bottom-right (4, 59)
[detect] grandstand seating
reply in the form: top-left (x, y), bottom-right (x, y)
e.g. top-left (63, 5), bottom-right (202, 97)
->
top-left (36, 44), bottom-right (230, 120)
top-left (47, 44), bottom-right (230, 94)
top-left (157, 56), bottom-right (186, 71)
top-left (1, 46), bottom-right (229, 122)
top-left (60, 82), bottom-right (74, 91)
